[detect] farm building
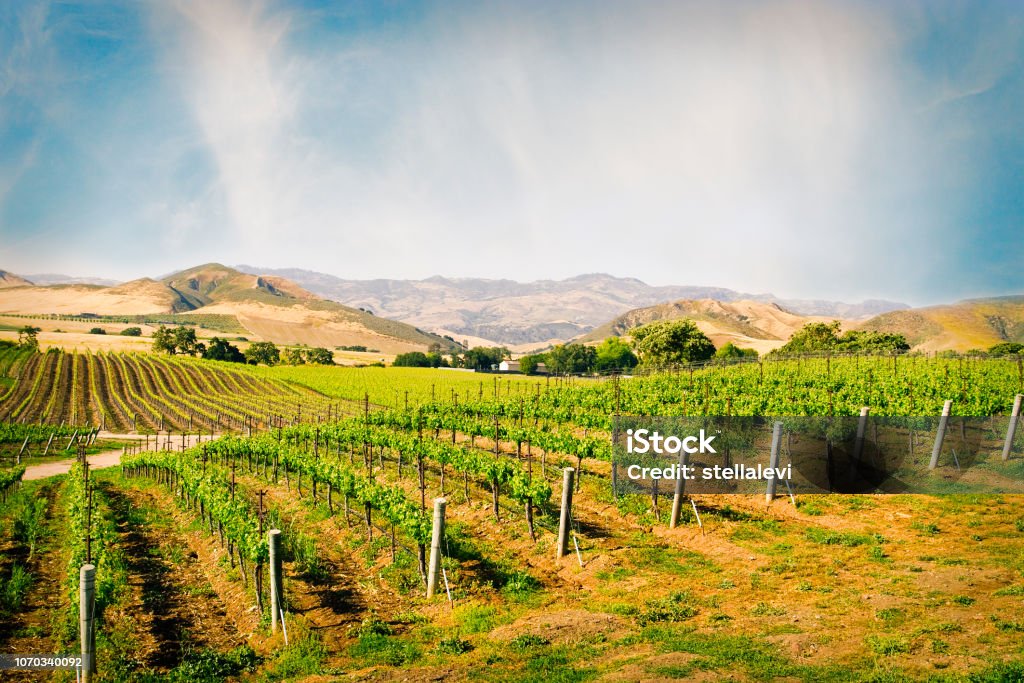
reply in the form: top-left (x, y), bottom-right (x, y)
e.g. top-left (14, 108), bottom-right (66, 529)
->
top-left (499, 359), bottom-right (548, 374)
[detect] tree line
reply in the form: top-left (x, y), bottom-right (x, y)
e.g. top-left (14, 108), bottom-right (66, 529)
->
top-left (151, 326), bottom-right (333, 366)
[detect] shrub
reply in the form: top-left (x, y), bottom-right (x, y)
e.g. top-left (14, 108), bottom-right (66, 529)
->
top-left (120, 327), bottom-right (142, 337)
top-left (89, 327), bottom-right (106, 335)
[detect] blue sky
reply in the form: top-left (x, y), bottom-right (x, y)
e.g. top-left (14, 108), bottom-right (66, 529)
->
top-left (1, 0), bottom-right (1022, 305)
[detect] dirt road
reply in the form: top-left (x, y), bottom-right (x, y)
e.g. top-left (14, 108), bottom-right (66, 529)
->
top-left (22, 433), bottom-right (221, 481)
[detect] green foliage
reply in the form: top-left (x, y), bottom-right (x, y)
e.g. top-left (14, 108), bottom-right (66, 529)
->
top-left (989, 342), bottom-right (1024, 356)
top-left (519, 354), bottom-right (546, 375)
top-left (546, 343), bottom-right (597, 374)
top-left (631, 319), bottom-right (715, 366)
top-left (305, 347), bottom-right (334, 365)
top-left (202, 337), bottom-right (245, 363)
top-left (460, 346), bottom-right (510, 370)
top-left (244, 341), bottom-right (280, 366)
top-left (152, 325), bottom-right (200, 356)
top-left (804, 528), bottom-right (879, 546)
top-left (865, 635), bottom-right (911, 656)
top-left (776, 321), bottom-right (910, 355)
top-left (162, 646), bottom-right (260, 682)
top-left (120, 326), bottom-right (142, 336)
top-left (1, 563), bottom-right (32, 611)
top-left (594, 337), bottom-right (641, 373)
top-left (714, 342), bottom-right (758, 360)
top-left (17, 325), bottom-right (40, 351)
top-left (88, 327), bottom-right (106, 335)
top-left (454, 604), bottom-right (498, 634)
top-left (394, 351), bottom-right (431, 367)
top-left (637, 592), bottom-right (700, 626)
top-left (437, 636), bottom-right (472, 655)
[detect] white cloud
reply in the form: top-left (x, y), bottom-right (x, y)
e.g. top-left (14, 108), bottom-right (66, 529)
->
top-left (134, 1), bottom-right (1019, 302)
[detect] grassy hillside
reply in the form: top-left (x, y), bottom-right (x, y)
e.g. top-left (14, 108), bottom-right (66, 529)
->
top-left (580, 299), bottom-right (834, 355)
top-left (859, 296), bottom-right (1024, 352)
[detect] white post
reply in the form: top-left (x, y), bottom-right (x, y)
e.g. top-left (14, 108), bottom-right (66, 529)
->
top-left (929, 400), bottom-right (953, 470)
top-left (269, 530), bottom-right (282, 634)
top-left (1002, 394), bottom-right (1023, 461)
top-left (426, 498), bottom-right (446, 598)
top-left (80, 564), bottom-right (96, 681)
top-left (765, 422), bottom-right (783, 503)
top-left (669, 452), bottom-right (686, 529)
top-left (556, 468), bottom-right (575, 559)
top-left (853, 407), bottom-right (869, 464)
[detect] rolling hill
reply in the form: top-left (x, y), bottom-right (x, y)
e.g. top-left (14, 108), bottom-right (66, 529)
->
top-left (0, 264), bottom-right (455, 353)
top-left (236, 266), bottom-right (906, 346)
top-left (857, 296), bottom-right (1024, 352)
top-left (579, 299), bottom-right (835, 355)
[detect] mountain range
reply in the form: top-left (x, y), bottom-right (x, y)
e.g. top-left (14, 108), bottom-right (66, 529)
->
top-left (0, 265), bottom-right (453, 353)
top-left (3, 265), bottom-right (1022, 354)
top-left (235, 266), bottom-right (907, 346)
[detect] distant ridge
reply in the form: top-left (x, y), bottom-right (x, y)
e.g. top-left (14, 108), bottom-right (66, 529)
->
top-left (0, 263), bottom-right (455, 353)
top-left (236, 266), bottom-right (908, 346)
top-left (857, 296), bottom-right (1024, 352)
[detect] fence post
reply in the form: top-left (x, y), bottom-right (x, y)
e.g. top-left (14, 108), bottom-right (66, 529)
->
top-left (269, 529), bottom-right (282, 634)
top-left (556, 468), bottom-right (575, 559)
top-left (853, 407), bottom-right (869, 466)
top-left (80, 564), bottom-right (96, 681)
top-left (426, 498), bottom-right (446, 598)
top-left (1002, 394), bottom-right (1023, 461)
top-left (929, 400), bottom-right (953, 469)
top-left (765, 422), bottom-right (783, 503)
top-left (669, 452), bottom-right (686, 529)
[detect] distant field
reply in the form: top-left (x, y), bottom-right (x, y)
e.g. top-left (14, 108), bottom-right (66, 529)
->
top-left (263, 365), bottom-right (587, 407)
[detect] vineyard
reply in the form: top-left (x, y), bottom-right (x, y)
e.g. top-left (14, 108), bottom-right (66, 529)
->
top-left (0, 348), bottom-right (347, 433)
top-left (0, 353), bottom-right (1022, 681)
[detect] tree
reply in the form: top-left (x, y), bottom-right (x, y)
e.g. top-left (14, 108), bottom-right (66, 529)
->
top-left (89, 327), bottom-right (106, 335)
top-left (173, 327), bottom-right (200, 356)
top-left (630, 319), bottom-right (715, 366)
top-left (284, 347), bottom-right (307, 365)
top-left (547, 343), bottom-right (598, 374)
top-left (519, 354), bottom-right (546, 375)
top-left (17, 326), bottom-right (40, 351)
top-left (714, 342), bottom-right (758, 360)
top-left (987, 342), bottom-right (1024, 357)
top-left (775, 322), bottom-right (910, 355)
top-left (120, 327), bottom-right (142, 337)
top-left (306, 347), bottom-right (335, 365)
top-left (594, 337), bottom-right (638, 372)
top-left (462, 347), bottom-right (510, 371)
top-left (425, 351), bottom-right (448, 368)
top-left (152, 326), bottom-right (176, 354)
top-left (203, 337), bottom-right (245, 363)
top-left (245, 341), bottom-right (280, 366)
top-left (394, 351), bottom-right (431, 367)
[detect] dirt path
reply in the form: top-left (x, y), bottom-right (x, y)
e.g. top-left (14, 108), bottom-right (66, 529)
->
top-left (98, 482), bottom-right (247, 670)
top-left (0, 483), bottom-right (69, 682)
top-left (23, 434), bottom-right (224, 481)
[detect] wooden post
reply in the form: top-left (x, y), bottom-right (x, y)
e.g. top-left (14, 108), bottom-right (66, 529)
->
top-left (556, 468), bottom-right (575, 559)
top-left (669, 452), bottom-right (686, 529)
top-left (929, 400), bottom-right (953, 470)
top-left (269, 529), bottom-right (283, 634)
top-left (1002, 394), bottom-right (1023, 461)
top-left (80, 564), bottom-right (96, 681)
top-left (765, 421), bottom-right (783, 503)
top-left (853, 407), bottom-right (869, 465)
top-left (426, 498), bottom-right (446, 599)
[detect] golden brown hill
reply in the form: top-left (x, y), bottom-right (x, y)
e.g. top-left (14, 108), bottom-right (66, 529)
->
top-left (0, 263), bottom-right (453, 353)
top-left (581, 299), bottom-right (837, 355)
top-left (857, 296), bottom-right (1024, 352)
top-left (0, 271), bottom-right (33, 289)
